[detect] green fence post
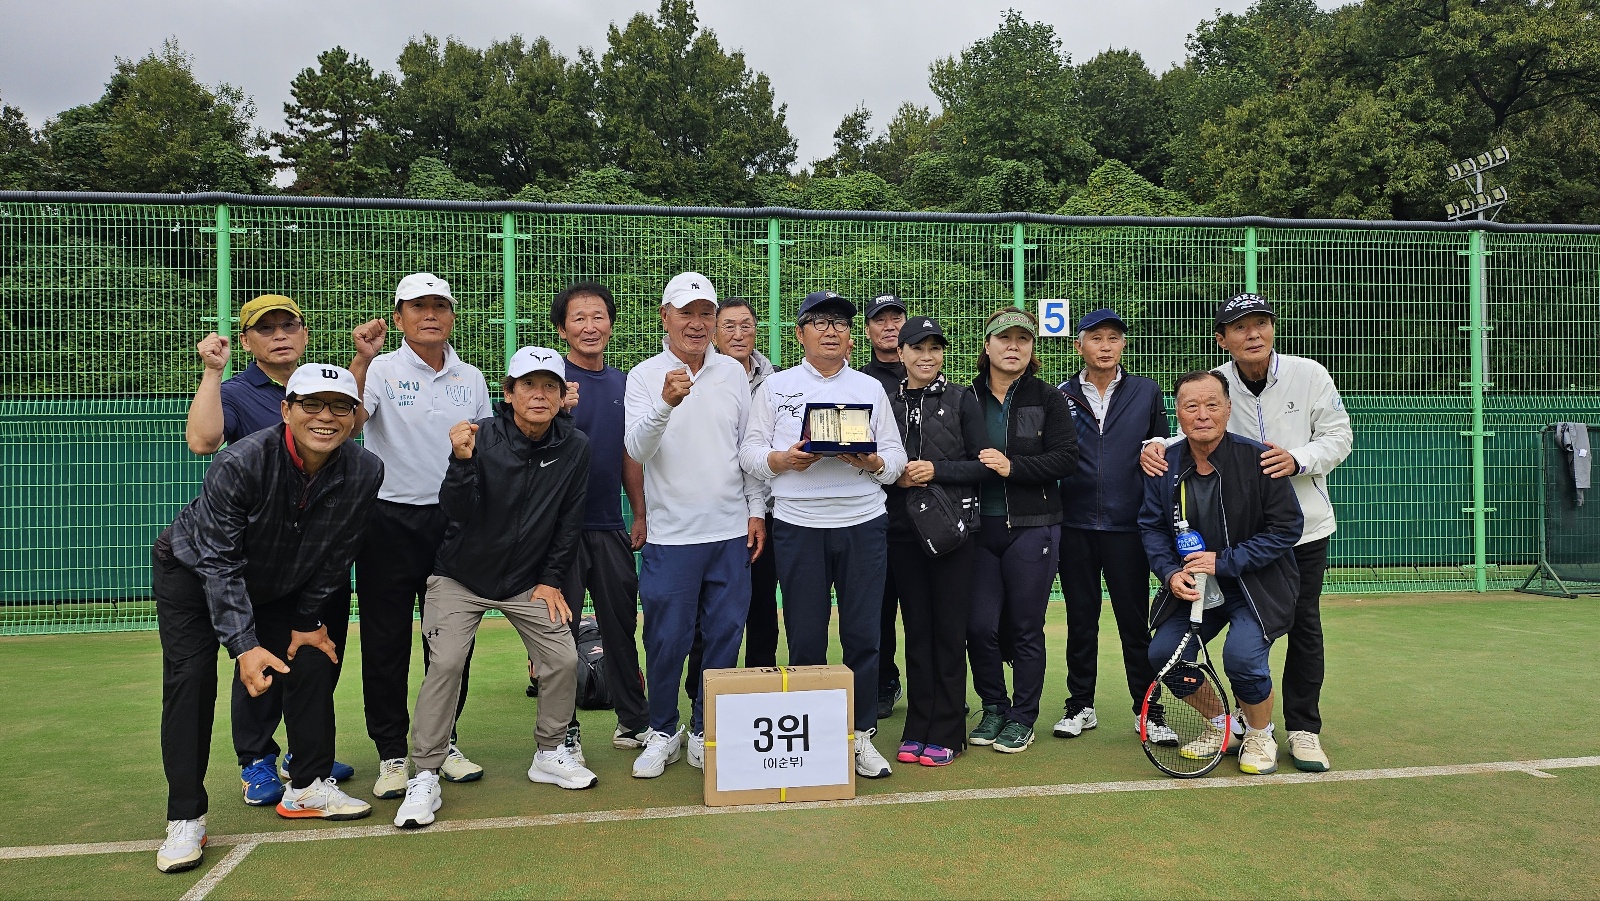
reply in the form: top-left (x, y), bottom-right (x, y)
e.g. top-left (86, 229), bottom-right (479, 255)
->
top-left (1232, 226), bottom-right (1265, 294)
top-left (754, 218), bottom-right (791, 363)
top-left (1002, 222), bottom-right (1036, 309)
top-left (199, 203), bottom-right (244, 378)
top-left (488, 213), bottom-right (531, 368)
top-left (1460, 230), bottom-right (1495, 592)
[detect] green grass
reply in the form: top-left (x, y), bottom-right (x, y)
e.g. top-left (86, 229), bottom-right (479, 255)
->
top-left (2, 593), bottom-right (1598, 899)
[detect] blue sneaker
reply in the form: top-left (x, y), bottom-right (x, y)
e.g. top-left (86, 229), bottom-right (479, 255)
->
top-left (278, 754), bottom-right (356, 783)
top-left (241, 756), bottom-right (285, 806)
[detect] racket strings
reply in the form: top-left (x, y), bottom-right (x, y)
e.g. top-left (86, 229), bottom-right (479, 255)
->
top-left (1141, 661), bottom-right (1233, 778)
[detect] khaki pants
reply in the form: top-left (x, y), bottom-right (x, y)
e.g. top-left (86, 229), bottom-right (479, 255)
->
top-left (411, 575), bottom-right (577, 769)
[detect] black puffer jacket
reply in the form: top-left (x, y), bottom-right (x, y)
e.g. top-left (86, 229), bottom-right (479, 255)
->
top-left (886, 374), bottom-right (992, 539)
top-left (972, 369), bottom-right (1080, 528)
top-left (435, 403), bottom-right (588, 599)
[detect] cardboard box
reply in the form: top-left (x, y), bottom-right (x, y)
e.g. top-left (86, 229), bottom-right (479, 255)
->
top-left (703, 665), bottom-right (856, 807)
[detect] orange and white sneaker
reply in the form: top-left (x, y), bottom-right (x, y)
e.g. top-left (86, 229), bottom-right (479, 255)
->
top-left (276, 778), bottom-right (373, 821)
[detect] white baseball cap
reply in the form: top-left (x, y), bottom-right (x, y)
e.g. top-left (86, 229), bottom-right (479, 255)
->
top-left (507, 346), bottom-right (566, 387)
top-left (286, 364), bottom-right (361, 403)
top-left (395, 272), bottom-right (456, 305)
top-left (662, 271), bottom-right (717, 309)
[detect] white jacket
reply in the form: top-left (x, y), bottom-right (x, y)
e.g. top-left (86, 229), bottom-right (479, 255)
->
top-left (1215, 352), bottom-right (1353, 545)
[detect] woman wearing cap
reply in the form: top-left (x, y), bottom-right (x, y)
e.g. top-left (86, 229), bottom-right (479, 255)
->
top-left (967, 307), bottom-right (1079, 754)
top-left (885, 316), bottom-right (990, 766)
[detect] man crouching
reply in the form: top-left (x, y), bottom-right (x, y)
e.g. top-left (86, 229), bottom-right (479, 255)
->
top-left (395, 347), bottom-right (595, 829)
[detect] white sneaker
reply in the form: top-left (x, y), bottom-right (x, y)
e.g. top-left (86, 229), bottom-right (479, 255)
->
top-left (529, 747), bottom-right (599, 790)
top-left (373, 757), bottom-right (408, 799)
top-left (393, 772), bottom-right (441, 829)
top-left (277, 777), bottom-right (373, 820)
top-left (563, 724), bottom-right (586, 766)
top-left (1052, 704), bottom-right (1097, 738)
top-left (613, 725), bottom-right (650, 749)
top-left (1137, 712), bottom-right (1181, 746)
top-left (1238, 728), bottom-right (1279, 775)
top-left (440, 744), bottom-right (484, 783)
top-left (1180, 721), bottom-right (1228, 760)
top-left (854, 727), bottom-right (892, 778)
top-left (688, 732), bottom-right (705, 769)
top-left (631, 727), bottom-right (684, 778)
top-left (155, 816), bottom-right (205, 873)
top-left (1288, 730), bottom-right (1330, 772)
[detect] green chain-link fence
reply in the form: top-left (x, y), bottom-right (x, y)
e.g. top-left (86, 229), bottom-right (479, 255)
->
top-left (3, 193), bottom-right (1598, 634)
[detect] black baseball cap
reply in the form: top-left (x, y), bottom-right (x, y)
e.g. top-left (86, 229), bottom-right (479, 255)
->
top-left (1214, 293), bottom-right (1277, 330)
top-left (866, 293), bottom-right (906, 319)
top-left (897, 316), bottom-right (946, 347)
top-left (1076, 308), bottom-right (1126, 333)
top-left (797, 290), bottom-right (856, 320)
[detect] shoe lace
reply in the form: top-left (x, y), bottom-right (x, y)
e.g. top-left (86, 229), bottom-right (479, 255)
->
top-left (1242, 732), bottom-right (1272, 757)
top-left (242, 759), bottom-right (276, 784)
top-left (1062, 701), bottom-right (1087, 719)
top-left (403, 776), bottom-right (435, 803)
top-left (167, 819), bottom-right (204, 844)
top-left (380, 758), bottom-right (407, 777)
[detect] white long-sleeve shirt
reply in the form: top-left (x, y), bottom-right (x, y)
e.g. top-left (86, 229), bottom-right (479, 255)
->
top-left (740, 359), bottom-right (907, 529)
top-left (625, 346), bottom-right (766, 546)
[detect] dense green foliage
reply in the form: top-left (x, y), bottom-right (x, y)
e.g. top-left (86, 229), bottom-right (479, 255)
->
top-left (3, 1), bottom-right (1599, 222)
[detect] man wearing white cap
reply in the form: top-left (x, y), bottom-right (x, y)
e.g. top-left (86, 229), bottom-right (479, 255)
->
top-left (623, 272), bottom-right (768, 778)
top-left (393, 347), bottom-right (597, 829)
top-left (348, 272), bottom-right (493, 798)
top-left (152, 364), bottom-right (383, 873)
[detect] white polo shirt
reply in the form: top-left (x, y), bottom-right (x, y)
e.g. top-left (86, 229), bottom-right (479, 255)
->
top-left (625, 345), bottom-right (766, 546)
top-left (361, 341), bottom-right (492, 505)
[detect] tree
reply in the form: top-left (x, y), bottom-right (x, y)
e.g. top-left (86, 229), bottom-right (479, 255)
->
top-left (385, 35), bottom-right (599, 195)
top-left (0, 92), bottom-right (48, 190)
top-left (595, 0), bottom-right (796, 203)
top-left (1077, 49), bottom-right (1170, 182)
top-left (272, 47), bottom-right (397, 196)
top-left (812, 103), bottom-right (872, 178)
top-left (928, 11), bottom-right (1095, 185)
top-left (862, 103), bottom-right (938, 185)
top-left (40, 40), bottom-right (272, 194)
top-left (1057, 160), bottom-right (1196, 217)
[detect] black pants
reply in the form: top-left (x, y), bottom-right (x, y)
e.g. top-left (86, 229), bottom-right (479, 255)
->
top-left (1281, 537), bottom-right (1330, 733)
top-left (685, 515), bottom-right (779, 697)
top-left (231, 589), bottom-right (349, 765)
top-left (1058, 528), bottom-right (1156, 715)
top-left (563, 529), bottom-right (648, 732)
top-left (156, 549), bottom-right (335, 820)
top-left (878, 566), bottom-right (901, 690)
top-left (888, 538), bottom-right (974, 752)
top-left (354, 500), bottom-right (470, 761)
top-left (968, 517), bottom-right (1059, 729)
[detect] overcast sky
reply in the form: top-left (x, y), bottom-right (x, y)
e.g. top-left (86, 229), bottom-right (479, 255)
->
top-left (1, 0), bottom-right (1344, 173)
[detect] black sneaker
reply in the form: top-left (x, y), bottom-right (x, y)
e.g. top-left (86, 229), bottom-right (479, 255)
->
top-left (876, 678), bottom-right (903, 720)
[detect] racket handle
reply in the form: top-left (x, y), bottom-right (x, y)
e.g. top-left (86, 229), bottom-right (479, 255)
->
top-left (1189, 573), bottom-right (1208, 623)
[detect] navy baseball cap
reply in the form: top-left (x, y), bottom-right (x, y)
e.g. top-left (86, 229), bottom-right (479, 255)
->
top-left (1076, 308), bottom-right (1126, 333)
top-left (897, 316), bottom-right (946, 347)
top-left (865, 293), bottom-right (906, 319)
top-left (1215, 292), bottom-right (1277, 329)
top-left (797, 290), bottom-right (856, 320)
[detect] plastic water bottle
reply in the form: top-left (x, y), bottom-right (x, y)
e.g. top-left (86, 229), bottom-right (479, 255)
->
top-left (1175, 519), bottom-right (1206, 557)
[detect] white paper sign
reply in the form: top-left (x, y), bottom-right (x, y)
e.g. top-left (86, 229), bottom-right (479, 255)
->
top-left (713, 688), bottom-right (851, 792)
top-left (1038, 299), bottom-right (1071, 336)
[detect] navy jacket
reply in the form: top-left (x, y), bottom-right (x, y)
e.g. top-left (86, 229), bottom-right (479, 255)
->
top-left (1059, 370), bottom-right (1170, 532)
top-left (1140, 432), bottom-right (1304, 640)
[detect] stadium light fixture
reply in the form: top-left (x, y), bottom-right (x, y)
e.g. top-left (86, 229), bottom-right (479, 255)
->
top-left (1444, 147), bottom-right (1511, 221)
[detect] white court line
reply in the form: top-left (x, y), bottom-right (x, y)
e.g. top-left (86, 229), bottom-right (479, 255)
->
top-left (179, 842), bottom-right (255, 901)
top-left (4, 755), bottom-right (1596, 864)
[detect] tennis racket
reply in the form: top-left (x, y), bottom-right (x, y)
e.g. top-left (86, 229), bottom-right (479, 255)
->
top-left (1139, 575), bottom-right (1233, 778)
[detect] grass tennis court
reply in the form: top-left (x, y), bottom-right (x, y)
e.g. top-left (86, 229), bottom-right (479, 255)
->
top-left (3, 592), bottom-right (1598, 900)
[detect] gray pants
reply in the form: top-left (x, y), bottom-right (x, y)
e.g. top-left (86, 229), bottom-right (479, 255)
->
top-left (411, 575), bottom-right (577, 769)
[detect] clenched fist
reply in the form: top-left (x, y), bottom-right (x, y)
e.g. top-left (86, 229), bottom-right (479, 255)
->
top-left (450, 421), bottom-right (479, 459)
top-left (662, 367), bottom-right (692, 407)
top-left (352, 319), bottom-right (388, 361)
top-left (562, 380), bottom-right (580, 412)
top-left (197, 333), bottom-right (231, 371)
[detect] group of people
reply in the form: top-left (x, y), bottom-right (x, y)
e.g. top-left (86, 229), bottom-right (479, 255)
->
top-left (152, 272), bottom-right (1351, 876)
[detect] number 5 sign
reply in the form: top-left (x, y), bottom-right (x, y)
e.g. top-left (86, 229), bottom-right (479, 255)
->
top-left (1038, 300), bottom-right (1071, 337)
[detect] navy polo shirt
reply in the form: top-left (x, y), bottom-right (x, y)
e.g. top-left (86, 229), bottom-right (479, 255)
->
top-left (220, 362), bottom-right (287, 444)
top-left (567, 360), bottom-right (629, 531)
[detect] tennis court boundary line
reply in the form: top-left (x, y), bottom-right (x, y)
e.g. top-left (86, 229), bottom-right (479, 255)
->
top-left (5, 754), bottom-right (1597, 863)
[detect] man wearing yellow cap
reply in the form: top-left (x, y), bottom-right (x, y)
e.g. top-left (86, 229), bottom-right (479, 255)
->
top-left (181, 294), bottom-right (358, 807)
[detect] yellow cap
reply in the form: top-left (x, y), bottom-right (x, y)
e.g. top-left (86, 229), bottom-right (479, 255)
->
top-left (239, 294), bottom-right (304, 328)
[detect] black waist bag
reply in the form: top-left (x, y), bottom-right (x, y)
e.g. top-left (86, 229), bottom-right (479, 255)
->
top-left (905, 485), bottom-right (969, 557)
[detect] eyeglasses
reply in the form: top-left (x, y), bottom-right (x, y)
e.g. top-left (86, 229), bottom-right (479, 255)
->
top-left (249, 319), bottom-right (304, 337)
top-left (802, 317), bottom-right (851, 333)
top-left (293, 398), bottom-right (356, 417)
